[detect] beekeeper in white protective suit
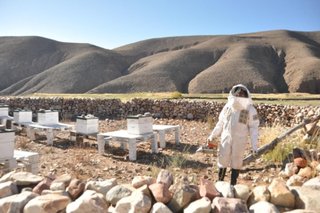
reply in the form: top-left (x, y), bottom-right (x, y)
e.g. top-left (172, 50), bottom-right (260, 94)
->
top-left (207, 84), bottom-right (259, 185)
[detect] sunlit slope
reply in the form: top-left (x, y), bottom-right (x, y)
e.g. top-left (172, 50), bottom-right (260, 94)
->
top-left (0, 30), bottom-right (319, 95)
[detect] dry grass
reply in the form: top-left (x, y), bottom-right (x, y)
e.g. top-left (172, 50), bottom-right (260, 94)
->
top-left (148, 144), bottom-right (191, 180)
top-left (206, 115), bottom-right (216, 130)
top-left (43, 146), bottom-right (56, 154)
top-left (168, 153), bottom-right (188, 169)
top-left (259, 125), bottom-right (308, 164)
top-left (263, 140), bottom-right (296, 164)
top-left (259, 125), bottom-right (283, 147)
top-left (30, 92), bottom-right (183, 101)
top-left (170, 91), bottom-right (183, 99)
top-left (15, 137), bottom-right (30, 150)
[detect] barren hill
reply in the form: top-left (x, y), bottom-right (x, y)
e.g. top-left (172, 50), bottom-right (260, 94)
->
top-left (0, 30), bottom-right (319, 95)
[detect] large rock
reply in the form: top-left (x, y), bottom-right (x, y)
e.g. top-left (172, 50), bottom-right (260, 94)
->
top-left (281, 163), bottom-right (299, 178)
top-left (199, 178), bottom-right (220, 200)
top-left (150, 202), bottom-right (173, 213)
top-left (0, 191), bottom-right (37, 213)
top-left (291, 186), bottom-right (320, 212)
top-left (247, 185), bottom-right (271, 206)
top-left (283, 210), bottom-right (318, 213)
top-left (156, 169), bottom-right (173, 187)
top-left (66, 190), bottom-right (109, 213)
top-left (85, 178), bottom-right (117, 195)
top-left (23, 193), bottom-right (71, 213)
top-left (51, 174), bottom-right (72, 189)
top-left (50, 182), bottom-right (66, 191)
top-left (135, 184), bottom-right (152, 199)
top-left (0, 171), bottom-right (16, 184)
top-left (234, 184), bottom-right (250, 202)
top-left (167, 184), bottom-right (199, 212)
top-left (132, 176), bottom-right (155, 188)
top-left (302, 176), bottom-right (320, 190)
top-left (114, 190), bottom-right (152, 213)
top-left (41, 189), bottom-right (67, 196)
top-left (33, 175), bottom-right (55, 195)
top-left (212, 197), bottom-right (248, 213)
top-left (105, 185), bottom-right (133, 206)
top-left (286, 175), bottom-right (306, 187)
top-left (297, 167), bottom-right (313, 179)
top-left (249, 201), bottom-right (280, 213)
top-left (0, 181), bottom-right (18, 199)
top-left (66, 179), bottom-right (86, 200)
top-left (268, 178), bottom-right (295, 208)
top-left (184, 197), bottom-right (211, 213)
top-left (214, 181), bottom-right (234, 198)
top-left (149, 182), bottom-right (172, 204)
top-left (11, 172), bottom-right (43, 186)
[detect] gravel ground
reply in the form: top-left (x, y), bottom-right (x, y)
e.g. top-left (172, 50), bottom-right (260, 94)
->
top-left (2, 119), bottom-right (279, 186)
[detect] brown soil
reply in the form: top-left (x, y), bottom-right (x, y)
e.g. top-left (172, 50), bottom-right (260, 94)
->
top-left (7, 119), bottom-right (279, 186)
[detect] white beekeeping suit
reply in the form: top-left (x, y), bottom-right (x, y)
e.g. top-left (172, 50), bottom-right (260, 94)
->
top-left (208, 84), bottom-right (259, 185)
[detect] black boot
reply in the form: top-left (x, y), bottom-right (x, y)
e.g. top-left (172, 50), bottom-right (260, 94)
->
top-left (218, 168), bottom-right (227, 181)
top-left (231, 169), bottom-right (240, 185)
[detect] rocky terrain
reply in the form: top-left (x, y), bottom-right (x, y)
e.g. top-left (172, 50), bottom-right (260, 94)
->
top-left (1, 118), bottom-right (320, 212)
top-left (9, 119), bottom-right (220, 183)
top-left (1, 30), bottom-right (320, 95)
top-left (3, 118), bottom-right (302, 185)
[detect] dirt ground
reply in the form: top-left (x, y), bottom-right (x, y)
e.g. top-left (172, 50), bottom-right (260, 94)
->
top-left (3, 119), bottom-right (280, 186)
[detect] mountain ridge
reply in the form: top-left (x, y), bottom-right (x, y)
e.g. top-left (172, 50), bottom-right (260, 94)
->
top-left (0, 30), bottom-right (319, 95)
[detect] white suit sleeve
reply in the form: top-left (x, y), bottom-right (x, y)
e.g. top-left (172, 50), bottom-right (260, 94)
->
top-left (248, 106), bottom-right (259, 151)
top-left (209, 105), bottom-right (227, 139)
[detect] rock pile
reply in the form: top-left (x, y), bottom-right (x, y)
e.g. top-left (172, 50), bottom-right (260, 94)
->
top-left (0, 97), bottom-right (319, 127)
top-left (0, 165), bottom-right (319, 213)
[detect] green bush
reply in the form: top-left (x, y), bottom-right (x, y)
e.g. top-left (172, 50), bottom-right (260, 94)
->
top-left (170, 91), bottom-right (182, 99)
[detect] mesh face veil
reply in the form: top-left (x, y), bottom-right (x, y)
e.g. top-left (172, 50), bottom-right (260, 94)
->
top-left (228, 85), bottom-right (252, 110)
top-left (232, 87), bottom-right (248, 98)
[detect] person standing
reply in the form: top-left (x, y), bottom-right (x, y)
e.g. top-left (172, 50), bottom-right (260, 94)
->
top-left (207, 84), bottom-right (259, 185)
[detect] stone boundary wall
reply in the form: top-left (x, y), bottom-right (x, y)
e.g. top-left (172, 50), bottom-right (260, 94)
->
top-left (0, 97), bottom-right (319, 127)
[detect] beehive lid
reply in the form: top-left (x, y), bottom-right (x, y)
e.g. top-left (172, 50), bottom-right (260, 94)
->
top-left (127, 112), bottom-right (152, 119)
top-left (38, 109), bottom-right (56, 113)
top-left (76, 114), bottom-right (98, 120)
top-left (14, 109), bottom-right (31, 112)
top-left (0, 129), bottom-right (15, 133)
top-left (127, 115), bottom-right (141, 119)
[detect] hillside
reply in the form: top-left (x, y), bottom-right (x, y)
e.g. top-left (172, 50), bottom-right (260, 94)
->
top-left (0, 30), bottom-right (319, 95)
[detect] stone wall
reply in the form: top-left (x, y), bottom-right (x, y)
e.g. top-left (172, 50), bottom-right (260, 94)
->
top-left (0, 97), bottom-right (319, 127)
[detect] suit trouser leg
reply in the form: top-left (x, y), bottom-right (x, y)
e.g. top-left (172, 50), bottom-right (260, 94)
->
top-left (231, 169), bottom-right (240, 185)
top-left (218, 168), bottom-right (227, 181)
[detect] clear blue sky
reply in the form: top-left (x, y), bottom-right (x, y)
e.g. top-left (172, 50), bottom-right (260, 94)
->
top-left (1, 0), bottom-right (319, 49)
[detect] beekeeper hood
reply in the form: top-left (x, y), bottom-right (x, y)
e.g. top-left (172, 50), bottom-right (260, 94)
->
top-left (227, 84), bottom-right (253, 111)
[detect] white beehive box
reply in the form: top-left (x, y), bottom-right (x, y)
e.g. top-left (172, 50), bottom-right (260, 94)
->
top-left (75, 115), bottom-right (99, 134)
top-left (0, 130), bottom-right (15, 160)
top-left (14, 150), bottom-right (40, 174)
top-left (37, 110), bottom-right (59, 125)
top-left (0, 105), bottom-right (9, 117)
top-left (14, 110), bottom-right (33, 123)
top-left (127, 114), bottom-right (153, 135)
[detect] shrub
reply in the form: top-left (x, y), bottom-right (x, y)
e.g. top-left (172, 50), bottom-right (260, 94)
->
top-left (260, 125), bottom-right (305, 164)
top-left (170, 91), bottom-right (182, 99)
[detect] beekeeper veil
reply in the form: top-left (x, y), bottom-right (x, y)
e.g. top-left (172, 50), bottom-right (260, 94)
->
top-left (227, 84), bottom-right (253, 111)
